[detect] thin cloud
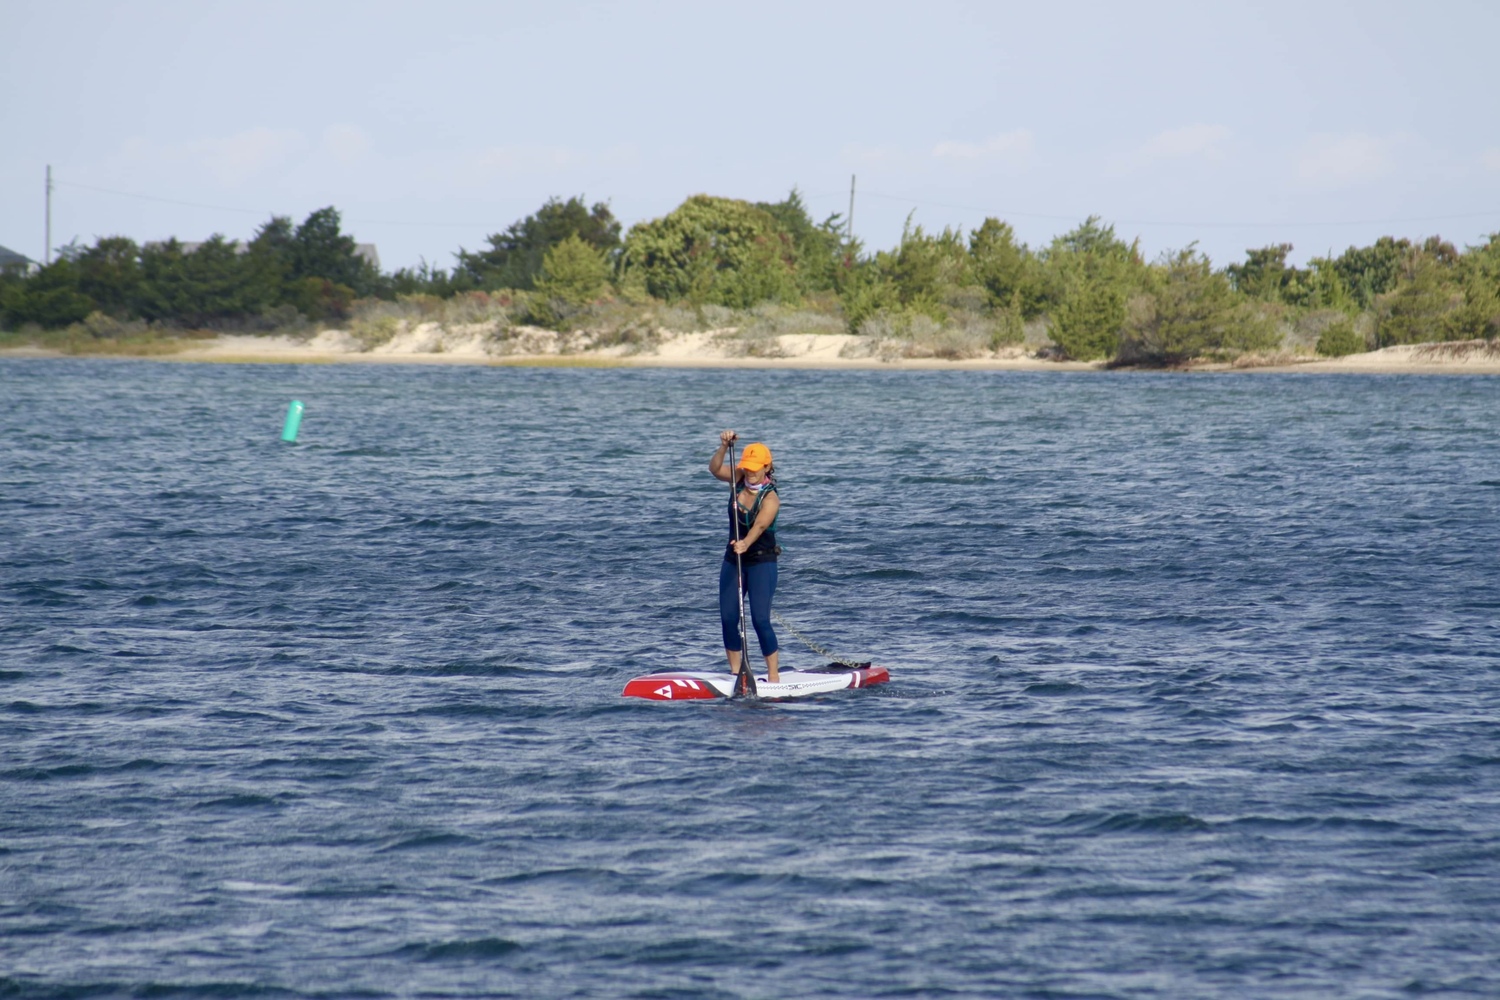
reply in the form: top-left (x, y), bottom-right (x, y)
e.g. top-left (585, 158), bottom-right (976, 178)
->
top-left (320, 124), bottom-right (370, 165)
top-left (1135, 124), bottom-right (1232, 163)
top-left (931, 129), bottom-right (1034, 164)
top-left (1482, 148), bottom-right (1500, 172)
top-left (1296, 132), bottom-right (1406, 187)
top-left (459, 144), bottom-right (578, 180)
top-left (480, 145), bottom-right (576, 170)
top-left (111, 127), bottom-right (305, 188)
top-left (841, 142), bottom-right (907, 167)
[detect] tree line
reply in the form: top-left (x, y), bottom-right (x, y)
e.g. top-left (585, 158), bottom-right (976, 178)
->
top-left (3, 192), bottom-right (1498, 364)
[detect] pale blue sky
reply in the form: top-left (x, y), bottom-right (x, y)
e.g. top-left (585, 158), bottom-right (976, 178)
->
top-left (4, 0), bottom-right (1498, 272)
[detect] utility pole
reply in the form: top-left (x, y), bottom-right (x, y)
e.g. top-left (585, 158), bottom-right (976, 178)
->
top-left (847, 174), bottom-right (856, 245)
top-left (45, 165), bottom-right (53, 265)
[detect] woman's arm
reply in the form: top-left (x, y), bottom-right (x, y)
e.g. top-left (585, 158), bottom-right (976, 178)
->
top-left (732, 493), bottom-right (779, 553)
top-left (709, 430), bottom-right (737, 482)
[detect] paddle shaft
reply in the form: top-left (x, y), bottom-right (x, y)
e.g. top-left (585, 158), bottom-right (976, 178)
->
top-left (727, 436), bottom-right (756, 698)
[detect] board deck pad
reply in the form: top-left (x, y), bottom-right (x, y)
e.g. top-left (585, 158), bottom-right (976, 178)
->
top-left (623, 663), bottom-right (888, 701)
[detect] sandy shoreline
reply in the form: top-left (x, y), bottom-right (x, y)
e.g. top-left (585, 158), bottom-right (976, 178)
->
top-left (3, 331), bottom-right (1499, 374)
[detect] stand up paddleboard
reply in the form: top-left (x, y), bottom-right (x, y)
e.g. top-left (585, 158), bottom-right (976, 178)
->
top-left (623, 662), bottom-right (888, 701)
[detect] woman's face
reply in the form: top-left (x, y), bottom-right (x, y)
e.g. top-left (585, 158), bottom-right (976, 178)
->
top-left (742, 465), bottom-right (769, 485)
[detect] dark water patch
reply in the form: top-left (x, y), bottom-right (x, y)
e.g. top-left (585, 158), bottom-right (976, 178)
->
top-left (623, 937), bottom-right (731, 967)
top-left (671, 871), bottom-right (896, 898)
top-left (1054, 812), bottom-right (1213, 834)
top-left (376, 832), bottom-right (477, 853)
top-left (849, 567), bottom-right (923, 580)
top-left (484, 867), bottom-right (629, 888)
top-left (401, 702), bottom-right (520, 719)
top-left (333, 446), bottom-right (406, 458)
top-left (368, 659), bottom-right (538, 678)
top-left (2, 764), bottom-right (97, 782)
top-left (203, 709), bottom-right (290, 724)
top-left (192, 793), bottom-right (287, 810)
top-left (1023, 682), bottom-right (1088, 696)
top-left (0, 981), bottom-right (308, 1000)
top-left (292, 882), bottom-right (402, 900)
top-left (11, 586), bottom-right (81, 606)
top-left (248, 756), bottom-right (375, 774)
top-left (387, 937), bottom-right (522, 963)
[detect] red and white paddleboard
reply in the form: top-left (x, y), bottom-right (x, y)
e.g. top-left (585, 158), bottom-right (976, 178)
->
top-left (622, 663), bottom-right (889, 701)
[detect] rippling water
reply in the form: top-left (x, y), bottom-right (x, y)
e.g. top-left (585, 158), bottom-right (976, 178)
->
top-left (3, 359), bottom-right (1499, 998)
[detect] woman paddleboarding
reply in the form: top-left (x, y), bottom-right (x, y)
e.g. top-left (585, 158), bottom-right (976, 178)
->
top-left (709, 430), bottom-right (781, 685)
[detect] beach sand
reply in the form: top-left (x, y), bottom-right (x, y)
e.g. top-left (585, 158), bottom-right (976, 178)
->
top-left (5, 329), bottom-right (1500, 374)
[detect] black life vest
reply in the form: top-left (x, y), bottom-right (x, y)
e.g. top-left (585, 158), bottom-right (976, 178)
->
top-left (726, 482), bottom-right (779, 564)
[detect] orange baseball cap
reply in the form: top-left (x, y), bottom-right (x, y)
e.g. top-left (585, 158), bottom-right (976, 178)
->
top-left (737, 443), bottom-right (772, 471)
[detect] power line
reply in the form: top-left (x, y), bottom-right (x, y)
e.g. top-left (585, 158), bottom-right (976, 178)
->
top-left (57, 179), bottom-right (271, 216)
top-left (854, 189), bottom-right (1500, 230)
top-left (54, 179), bottom-right (484, 229)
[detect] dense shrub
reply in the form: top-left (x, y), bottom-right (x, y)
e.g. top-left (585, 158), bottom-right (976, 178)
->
top-left (621, 195), bottom-right (799, 309)
top-left (530, 236), bottom-right (611, 329)
top-left (754, 189), bottom-right (846, 295)
top-left (455, 196), bottom-right (620, 291)
top-left (1316, 317), bottom-right (1366, 357)
top-left (1117, 248), bottom-right (1270, 365)
top-left (1374, 247), bottom-right (1467, 346)
top-left (0, 258), bottom-right (94, 328)
top-left (1043, 218), bottom-right (1142, 360)
top-left (1049, 260), bottom-right (1130, 360)
top-left (970, 218), bottom-right (1044, 316)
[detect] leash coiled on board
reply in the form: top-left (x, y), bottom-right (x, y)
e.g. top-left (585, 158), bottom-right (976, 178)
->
top-left (771, 609), bottom-right (866, 668)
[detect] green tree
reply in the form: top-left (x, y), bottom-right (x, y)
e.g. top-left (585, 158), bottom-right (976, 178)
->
top-left (387, 259), bottom-right (467, 299)
top-left (1050, 259), bottom-right (1128, 360)
top-left (887, 219), bottom-right (969, 314)
top-left (1374, 245), bottom-right (1464, 346)
top-left (969, 218), bottom-right (1039, 314)
top-left (245, 215), bottom-right (296, 308)
top-left (0, 270), bottom-right (21, 327)
top-left (1333, 236), bottom-right (1412, 310)
top-left (292, 207), bottom-right (377, 295)
top-left (136, 236), bottom-right (260, 326)
top-left (1227, 243), bottom-right (1295, 301)
top-left (1118, 247), bottom-right (1267, 365)
top-left (1447, 233), bottom-right (1500, 339)
top-left (1446, 279), bottom-right (1500, 340)
top-left (1316, 317), bottom-right (1366, 357)
top-left (755, 188), bottom-right (845, 294)
top-left (457, 196), bottom-right (621, 290)
top-left (1043, 217), bottom-right (1141, 360)
top-left (1462, 232), bottom-right (1500, 287)
top-left (286, 277), bottom-right (355, 322)
top-left (834, 255), bottom-right (898, 333)
top-left (75, 237), bottom-right (143, 318)
top-left (621, 195), bottom-right (798, 308)
top-left (531, 235), bottom-right (611, 328)
top-left (1286, 256), bottom-right (1355, 312)
top-left (0, 258), bottom-right (94, 328)
top-left (990, 288), bottom-right (1026, 347)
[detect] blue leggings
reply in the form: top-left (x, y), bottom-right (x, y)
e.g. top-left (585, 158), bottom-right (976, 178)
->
top-left (719, 558), bottom-right (779, 655)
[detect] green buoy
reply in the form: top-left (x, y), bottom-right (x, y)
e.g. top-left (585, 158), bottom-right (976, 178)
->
top-left (281, 400), bottom-right (304, 442)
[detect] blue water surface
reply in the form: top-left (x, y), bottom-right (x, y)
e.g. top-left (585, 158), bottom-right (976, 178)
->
top-left (2, 358), bottom-right (1498, 999)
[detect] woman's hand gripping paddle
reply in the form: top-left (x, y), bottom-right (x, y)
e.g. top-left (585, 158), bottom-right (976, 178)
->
top-left (727, 435), bottom-right (757, 699)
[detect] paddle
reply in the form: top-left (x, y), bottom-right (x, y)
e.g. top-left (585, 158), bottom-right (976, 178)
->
top-left (727, 435), bottom-right (758, 698)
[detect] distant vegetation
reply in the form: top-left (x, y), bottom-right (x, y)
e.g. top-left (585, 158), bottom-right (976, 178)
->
top-left (3, 192), bottom-right (1498, 366)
